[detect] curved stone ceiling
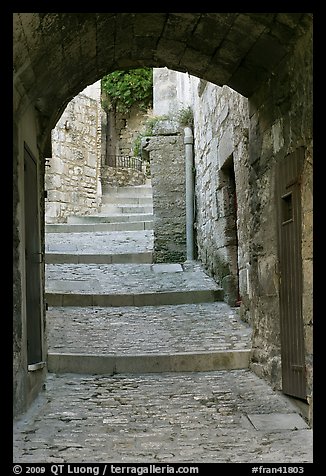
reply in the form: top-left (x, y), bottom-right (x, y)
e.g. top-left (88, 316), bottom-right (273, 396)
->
top-left (13, 13), bottom-right (312, 140)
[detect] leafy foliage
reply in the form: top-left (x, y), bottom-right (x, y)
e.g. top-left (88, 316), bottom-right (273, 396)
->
top-left (101, 68), bottom-right (153, 114)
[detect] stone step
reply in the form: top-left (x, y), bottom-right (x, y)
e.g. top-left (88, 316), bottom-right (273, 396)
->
top-left (101, 196), bottom-right (153, 205)
top-left (45, 230), bottom-right (153, 256)
top-left (45, 288), bottom-right (224, 307)
top-left (47, 350), bottom-right (251, 374)
top-left (103, 184), bottom-right (153, 198)
top-left (46, 221), bottom-right (153, 233)
top-left (46, 302), bottom-right (252, 356)
top-left (45, 251), bottom-right (153, 264)
top-left (98, 205), bottom-right (153, 214)
top-left (45, 262), bottom-right (224, 306)
top-left (67, 213), bottom-right (153, 224)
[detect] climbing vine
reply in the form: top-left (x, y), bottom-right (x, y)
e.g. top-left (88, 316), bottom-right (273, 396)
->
top-left (101, 68), bottom-right (153, 114)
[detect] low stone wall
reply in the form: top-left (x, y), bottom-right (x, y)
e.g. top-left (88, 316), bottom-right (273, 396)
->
top-left (101, 166), bottom-right (146, 190)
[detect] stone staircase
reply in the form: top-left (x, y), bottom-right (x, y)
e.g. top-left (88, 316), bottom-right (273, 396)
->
top-left (45, 181), bottom-right (154, 265)
top-left (45, 181), bottom-right (154, 234)
top-left (45, 181), bottom-right (252, 376)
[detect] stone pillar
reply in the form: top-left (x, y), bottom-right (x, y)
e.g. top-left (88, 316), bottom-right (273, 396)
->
top-left (144, 120), bottom-right (186, 263)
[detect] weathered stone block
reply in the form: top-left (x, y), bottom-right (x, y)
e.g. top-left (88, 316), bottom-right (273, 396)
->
top-left (302, 292), bottom-right (313, 326)
top-left (152, 120), bottom-right (179, 136)
top-left (218, 128), bottom-right (234, 168)
top-left (257, 255), bottom-right (278, 297)
top-left (221, 274), bottom-right (238, 306)
top-left (148, 131), bottom-right (186, 263)
top-left (46, 174), bottom-right (62, 189)
top-left (304, 325), bottom-right (313, 355)
top-left (302, 259), bottom-right (313, 291)
top-left (272, 119), bottom-right (284, 153)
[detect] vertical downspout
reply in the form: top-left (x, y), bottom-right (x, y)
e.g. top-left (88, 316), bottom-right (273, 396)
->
top-left (184, 126), bottom-right (194, 261)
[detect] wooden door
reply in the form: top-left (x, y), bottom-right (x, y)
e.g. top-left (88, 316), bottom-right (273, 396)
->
top-left (277, 147), bottom-right (306, 400)
top-left (24, 144), bottom-right (43, 365)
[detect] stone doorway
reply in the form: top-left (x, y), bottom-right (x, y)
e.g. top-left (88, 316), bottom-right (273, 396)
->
top-left (276, 147), bottom-right (306, 400)
top-left (219, 154), bottom-right (241, 306)
top-left (24, 144), bottom-right (43, 367)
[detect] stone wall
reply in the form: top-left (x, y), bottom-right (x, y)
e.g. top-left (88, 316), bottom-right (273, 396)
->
top-left (154, 31), bottom-right (313, 411)
top-left (153, 68), bottom-right (191, 117)
top-left (144, 120), bottom-right (186, 263)
top-left (101, 104), bottom-right (151, 190)
top-left (247, 23), bottom-right (313, 402)
top-left (121, 106), bottom-right (153, 158)
top-left (154, 68), bottom-right (250, 307)
top-left (104, 104), bottom-right (151, 159)
top-left (101, 165), bottom-right (146, 190)
top-left (192, 83), bottom-right (250, 307)
top-left (45, 83), bottom-right (102, 223)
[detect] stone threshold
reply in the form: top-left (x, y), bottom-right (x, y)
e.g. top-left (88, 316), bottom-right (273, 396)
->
top-left (45, 288), bottom-right (224, 307)
top-left (45, 252), bottom-right (153, 264)
top-left (45, 222), bottom-right (153, 232)
top-left (47, 349), bottom-right (250, 374)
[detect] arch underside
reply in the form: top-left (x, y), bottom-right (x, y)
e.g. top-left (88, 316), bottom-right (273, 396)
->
top-left (14, 13), bottom-right (311, 148)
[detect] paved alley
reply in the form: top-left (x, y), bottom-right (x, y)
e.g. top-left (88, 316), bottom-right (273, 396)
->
top-left (13, 370), bottom-right (312, 463)
top-left (13, 184), bottom-right (313, 464)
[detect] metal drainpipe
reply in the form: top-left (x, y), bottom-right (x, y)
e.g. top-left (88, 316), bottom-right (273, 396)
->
top-left (184, 126), bottom-right (194, 261)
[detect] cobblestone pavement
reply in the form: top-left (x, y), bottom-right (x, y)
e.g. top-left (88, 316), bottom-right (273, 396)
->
top-left (13, 370), bottom-right (312, 463)
top-left (45, 262), bottom-right (220, 295)
top-left (15, 224), bottom-right (312, 464)
top-left (47, 303), bottom-right (252, 355)
top-left (45, 230), bottom-right (154, 255)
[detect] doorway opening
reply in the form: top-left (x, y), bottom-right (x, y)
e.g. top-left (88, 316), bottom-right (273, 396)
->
top-left (219, 154), bottom-right (241, 307)
top-left (24, 144), bottom-right (43, 367)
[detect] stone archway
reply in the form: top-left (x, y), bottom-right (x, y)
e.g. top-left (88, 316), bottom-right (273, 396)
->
top-left (13, 13), bottom-right (313, 419)
top-left (14, 13), bottom-right (311, 151)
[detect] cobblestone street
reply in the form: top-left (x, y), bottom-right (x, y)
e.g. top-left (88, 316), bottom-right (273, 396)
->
top-left (13, 371), bottom-right (312, 463)
top-left (13, 200), bottom-right (313, 464)
top-left (46, 303), bottom-right (251, 355)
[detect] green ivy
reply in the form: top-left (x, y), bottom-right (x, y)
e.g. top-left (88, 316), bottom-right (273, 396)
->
top-left (101, 68), bottom-right (153, 114)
